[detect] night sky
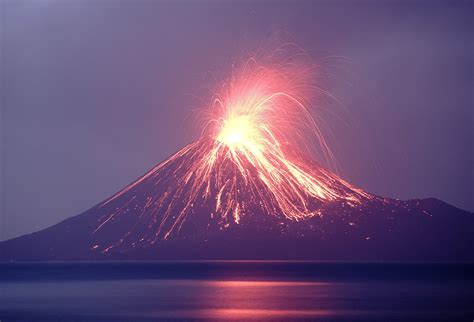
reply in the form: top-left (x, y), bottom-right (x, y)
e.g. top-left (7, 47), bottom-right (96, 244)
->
top-left (1, 0), bottom-right (472, 241)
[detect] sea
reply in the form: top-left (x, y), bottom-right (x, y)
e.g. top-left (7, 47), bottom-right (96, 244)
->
top-left (0, 261), bottom-right (473, 321)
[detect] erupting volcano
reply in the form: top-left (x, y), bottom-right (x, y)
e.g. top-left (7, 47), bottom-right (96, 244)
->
top-left (1, 58), bottom-right (472, 261)
top-left (94, 61), bottom-right (372, 249)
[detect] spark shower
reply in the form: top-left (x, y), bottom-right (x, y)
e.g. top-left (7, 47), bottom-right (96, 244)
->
top-left (94, 54), bottom-right (373, 249)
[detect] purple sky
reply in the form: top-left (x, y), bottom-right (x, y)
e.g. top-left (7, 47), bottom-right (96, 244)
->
top-left (1, 0), bottom-right (472, 241)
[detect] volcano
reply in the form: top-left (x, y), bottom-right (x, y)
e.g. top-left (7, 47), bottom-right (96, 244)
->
top-left (1, 60), bottom-right (473, 261)
top-left (0, 136), bottom-right (472, 261)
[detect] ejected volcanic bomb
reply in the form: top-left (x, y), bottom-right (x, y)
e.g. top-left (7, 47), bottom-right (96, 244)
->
top-left (0, 57), bottom-right (472, 261)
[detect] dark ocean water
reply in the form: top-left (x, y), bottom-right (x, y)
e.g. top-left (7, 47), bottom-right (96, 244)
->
top-left (0, 261), bottom-right (473, 321)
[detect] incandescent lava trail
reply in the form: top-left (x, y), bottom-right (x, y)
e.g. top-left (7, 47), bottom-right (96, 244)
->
top-left (94, 58), bottom-right (373, 251)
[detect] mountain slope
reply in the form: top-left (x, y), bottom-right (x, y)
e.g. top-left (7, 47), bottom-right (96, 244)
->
top-left (1, 138), bottom-right (472, 261)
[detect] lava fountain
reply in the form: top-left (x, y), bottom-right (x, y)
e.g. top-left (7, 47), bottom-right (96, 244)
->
top-left (95, 57), bottom-right (372, 248)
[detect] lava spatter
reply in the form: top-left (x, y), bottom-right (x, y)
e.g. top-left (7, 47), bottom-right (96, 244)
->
top-left (94, 58), bottom-right (372, 252)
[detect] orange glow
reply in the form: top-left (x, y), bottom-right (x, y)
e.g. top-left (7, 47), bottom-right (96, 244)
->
top-left (199, 58), bottom-right (371, 224)
top-left (217, 115), bottom-right (258, 148)
top-left (95, 55), bottom-right (372, 247)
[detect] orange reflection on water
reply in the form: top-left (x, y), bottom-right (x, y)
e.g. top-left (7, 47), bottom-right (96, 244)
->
top-left (189, 280), bottom-right (339, 320)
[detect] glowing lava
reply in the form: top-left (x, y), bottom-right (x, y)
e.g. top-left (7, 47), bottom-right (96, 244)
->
top-left (94, 57), bottom-right (372, 249)
top-left (217, 115), bottom-right (256, 147)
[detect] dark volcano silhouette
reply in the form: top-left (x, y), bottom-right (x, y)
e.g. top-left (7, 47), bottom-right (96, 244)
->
top-left (1, 138), bottom-right (473, 261)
